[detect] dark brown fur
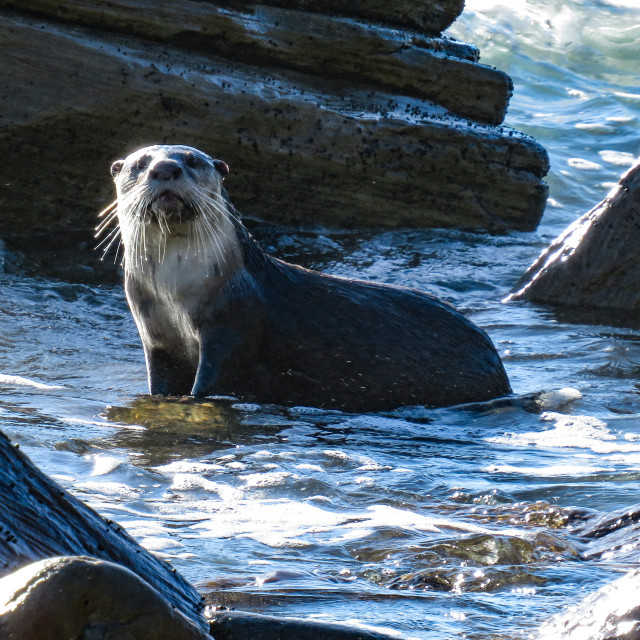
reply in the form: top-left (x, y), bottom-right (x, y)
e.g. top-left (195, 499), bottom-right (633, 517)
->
top-left (111, 145), bottom-right (512, 412)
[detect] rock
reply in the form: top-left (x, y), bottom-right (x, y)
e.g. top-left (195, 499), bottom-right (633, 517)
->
top-left (224, 0), bottom-right (466, 33)
top-left (508, 161), bottom-right (640, 309)
top-left (537, 569), bottom-right (640, 640)
top-left (0, 556), bottom-right (209, 640)
top-left (0, 3), bottom-right (549, 235)
top-left (208, 609), bottom-right (397, 640)
top-left (0, 430), bottom-right (208, 634)
top-left (2, 0), bottom-right (509, 125)
top-left (579, 503), bottom-right (640, 541)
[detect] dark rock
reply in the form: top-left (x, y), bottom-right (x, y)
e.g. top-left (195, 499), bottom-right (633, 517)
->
top-left (508, 161), bottom-right (640, 309)
top-left (0, 556), bottom-right (209, 639)
top-left (221, 0), bottom-right (467, 33)
top-left (575, 503), bottom-right (640, 564)
top-left (0, 2), bottom-right (549, 235)
top-left (208, 609), bottom-right (397, 640)
top-left (3, 0), bottom-right (508, 124)
top-left (579, 503), bottom-right (640, 541)
top-left (0, 429), bottom-right (208, 634)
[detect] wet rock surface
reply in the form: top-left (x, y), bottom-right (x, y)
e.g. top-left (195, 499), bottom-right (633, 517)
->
top-left (537, 569), bottom-right (640, 640)
top-left (0, 556), bottom-right (209, 640)
top-left (208, 609), bottom-right (397, 640)
top-left (0, 1), bottom-right (549, 235)
top-left (221, 0), bottom-right (467, 33)
top-left (509, 161), bottom-right (640, 309)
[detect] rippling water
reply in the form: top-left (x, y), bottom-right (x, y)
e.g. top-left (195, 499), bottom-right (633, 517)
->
top-left (3, 1), bottom-right (640, 638)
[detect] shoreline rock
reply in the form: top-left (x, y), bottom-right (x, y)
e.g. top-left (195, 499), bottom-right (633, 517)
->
top-left (2, 0), bottom-right (510, 125)
top-left (208, 609), bottom-right (398, 639)
top-left (0, 556), bottom-right (208, 640)
top-left (537, 568), bottom-right (640, 640)
top-left (0, 2), bottom-right (549, 235)
top-left (220, 0), bottom-right (467, 33)
top-left (508, 160), bottom-right (640, 310)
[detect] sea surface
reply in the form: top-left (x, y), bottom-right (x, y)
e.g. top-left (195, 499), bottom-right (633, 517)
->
top-left (3, 1), bottom-right (640, 638)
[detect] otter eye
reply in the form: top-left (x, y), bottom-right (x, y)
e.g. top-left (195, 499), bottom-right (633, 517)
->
top-left (185, 153), bottom-right (200, 169)
top-left (135, 156), bottom-right (150, 172)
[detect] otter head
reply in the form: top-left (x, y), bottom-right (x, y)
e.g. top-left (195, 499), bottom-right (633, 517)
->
top-left (105, 145), bottom-right (237, 271)
top-left (111, 144), bottom-right (229, 226)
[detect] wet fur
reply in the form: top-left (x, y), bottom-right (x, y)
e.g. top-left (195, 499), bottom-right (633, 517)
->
top-left (108, 145), bottom-right (511, 411)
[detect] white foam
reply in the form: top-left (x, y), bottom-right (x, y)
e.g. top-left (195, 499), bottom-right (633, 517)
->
top-left (0, 374), bottom-right (63, 390)
top-left (240, 471), bottom-right (292, 488)
top-left (598, 150), bottom-right (637, 166)
top-left (568, 158), bottom-right (603, 171)
top-left (75, 480), bottom-right (141, 498)
top-left (171, 473), bottom-right (243, 501)
top-left (483, 464), bottom-right (609, 477)
top-left (155, 460), bottom-right (225, 474)
top-left (89, 454), bottom-right (123, 477)
top-left (487, 413), bottom-right (615, 450)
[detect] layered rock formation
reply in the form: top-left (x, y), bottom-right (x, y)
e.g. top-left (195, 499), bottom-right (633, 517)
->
top-left (509, 160), bottom-right (640, 309)
top-left (0, 0), bottom-right (549, 235)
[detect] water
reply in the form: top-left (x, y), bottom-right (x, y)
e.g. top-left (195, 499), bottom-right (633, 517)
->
top-left (3, 1), bottom-right (640, 638)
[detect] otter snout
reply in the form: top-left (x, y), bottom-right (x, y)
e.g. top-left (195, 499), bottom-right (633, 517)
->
top-left (149, 159), bottom-right (183, 182)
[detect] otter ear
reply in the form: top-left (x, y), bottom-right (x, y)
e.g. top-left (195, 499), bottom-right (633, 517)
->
top-left (111, 160), bottom-right (124, 178)
top-left (213, 159), bottom-right (229, 180)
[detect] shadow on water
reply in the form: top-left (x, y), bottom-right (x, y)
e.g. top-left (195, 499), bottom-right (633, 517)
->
top-left (1, 231), bottom-right (121, 285)
top-left (534, 303), bottom-right (640, 332)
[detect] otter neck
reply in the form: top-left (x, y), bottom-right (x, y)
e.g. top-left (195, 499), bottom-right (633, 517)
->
top-left (121, 208), bottom-right (242, 281)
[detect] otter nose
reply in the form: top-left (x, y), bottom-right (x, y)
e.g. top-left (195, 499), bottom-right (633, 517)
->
top-left (149, 160), bottom-right (183, 181)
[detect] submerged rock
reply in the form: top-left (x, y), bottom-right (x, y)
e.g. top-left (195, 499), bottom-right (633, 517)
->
top-left (508, 160), bottom-right (640, 309)
top-left (0, 1), bottom-right (549, 235)
top-left (0, 556), bottom-right (208, 640)
top-left (208, 609), bottom-right (397, 640)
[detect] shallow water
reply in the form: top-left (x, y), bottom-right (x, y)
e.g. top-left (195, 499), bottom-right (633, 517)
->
top-left (3, 1), bottom-right (640, 638)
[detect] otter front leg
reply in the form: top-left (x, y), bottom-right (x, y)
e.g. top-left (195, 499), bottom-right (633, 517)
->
top-left (191, 327), bottom-right (240, 398)
top-left (145, 346), bottom-right (195, 396)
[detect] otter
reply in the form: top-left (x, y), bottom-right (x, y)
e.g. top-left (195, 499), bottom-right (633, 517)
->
top-left (103, 144), bottom-right (511, 412)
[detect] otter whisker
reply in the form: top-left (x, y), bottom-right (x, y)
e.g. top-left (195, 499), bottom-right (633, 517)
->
top-left (201, 192), bottom-right (239, 227)
top-left (98, 226), bottom-right (122, 261)
top-left (95, 211), bottom-right (119, 237)
top-left (141, 218), bottom-right (148, 265)
top-left (195, 213), bottom-right (224, 269)
top-left (193, 220), bottom-right (206, 262)
top-left (97, 200), bottom-right (118, 218)
top-left (113, 237), bottom-right (124, 266)
top-left (204, 218), bottom-right (228, 271)
top-left (194, 195), bottom-right (235, 245)
top-left (96, 223), bottom-right (121, 248)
